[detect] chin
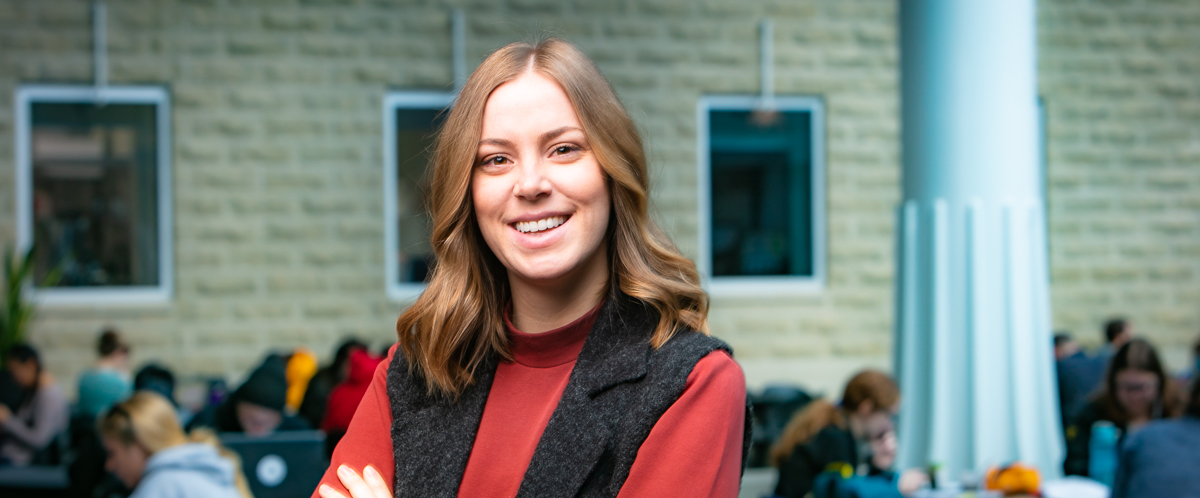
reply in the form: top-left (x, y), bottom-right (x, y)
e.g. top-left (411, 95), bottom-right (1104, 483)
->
top-left (507, 255), bottom-right (581, 283)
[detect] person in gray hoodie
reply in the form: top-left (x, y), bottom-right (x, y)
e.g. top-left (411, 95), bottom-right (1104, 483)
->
top-left (98, 391), bottom-right (250, 498)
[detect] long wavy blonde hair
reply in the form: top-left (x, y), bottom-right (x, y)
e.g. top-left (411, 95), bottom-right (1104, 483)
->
top-left (98, 392), bottom-right (253, 497)
top-left (396, 38), bottom-right (708, 397)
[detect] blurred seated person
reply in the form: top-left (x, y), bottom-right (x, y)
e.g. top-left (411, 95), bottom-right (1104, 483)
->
top-left (299, 338), bottom-right (365, 429)
top-left (1058, 320), bottom-right (1132, 429)
top-left (187, 354), bottom-right (308, 436)
top-left (1055, 331), bottom-right (1086, 428)
top-left (1063, 338), bottom-right (1182, 477)
top-left (134, 364), bottom-right (177, 406)
top-left (99, 391), bottom-right (250, 498)
top-left (77, 328), bottom-right (133, 421)
top-left (0, 343), bottom-right (69, 465)
top-left (1054, 332), bottom-right (1079, 361)
top-left (772, 370), bottom-right (926, 498)
top-left (1112, 372), bottom-right (1200, 498)
top-left (321, 349), bottom-right (383, 456)
top-left (1100, 318), bottom-right (1133, 357)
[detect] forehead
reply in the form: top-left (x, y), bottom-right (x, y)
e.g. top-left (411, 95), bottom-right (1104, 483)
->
top-left (1117, 369), bottom-right (1157, 380)
top-left (481, 72), bottom-right (581, 136)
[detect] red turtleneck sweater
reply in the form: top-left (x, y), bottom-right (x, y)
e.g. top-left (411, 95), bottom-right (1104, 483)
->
top-left (314, 306), bottom-right (745, 497)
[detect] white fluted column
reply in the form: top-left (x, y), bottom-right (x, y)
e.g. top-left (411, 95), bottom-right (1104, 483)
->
top-left (895, 0), bottom-right (1064, 480)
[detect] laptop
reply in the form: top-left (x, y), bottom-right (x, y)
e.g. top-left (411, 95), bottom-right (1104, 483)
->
top-left (220, 430), bottom-right (328, 498)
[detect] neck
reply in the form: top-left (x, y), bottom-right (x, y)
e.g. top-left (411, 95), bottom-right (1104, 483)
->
top-left (97, 356), bottom-right (125, 370)
top-left (508, 244), bottom-right (609, 334)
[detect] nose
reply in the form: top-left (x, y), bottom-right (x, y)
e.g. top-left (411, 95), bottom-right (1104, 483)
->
top-left (512, 159), bottom-right (551, 201)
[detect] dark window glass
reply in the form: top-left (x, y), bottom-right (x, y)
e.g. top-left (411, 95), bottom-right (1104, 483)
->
top-left (394, 107), bottom-right (446, 285)
top-left (30, 102), bottom-right (160, 287)
top-left (709, 109), bottom-right (814, 277)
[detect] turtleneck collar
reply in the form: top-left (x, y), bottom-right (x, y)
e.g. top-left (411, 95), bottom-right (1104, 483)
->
top-left (503, 301), bottom-right (603, 368)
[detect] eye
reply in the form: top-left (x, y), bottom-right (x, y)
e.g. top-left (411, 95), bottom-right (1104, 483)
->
top-left (481, 155), bottom-right (510, 167)
top-left (552, 144), bottom-right (581, 156)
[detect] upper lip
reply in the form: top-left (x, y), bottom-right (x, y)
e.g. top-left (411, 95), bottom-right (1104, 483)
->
top-left (507, 211), bottom-right (572, 224)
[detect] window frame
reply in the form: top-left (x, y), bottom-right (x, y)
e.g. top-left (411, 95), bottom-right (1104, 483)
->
top-left (382, 91), bottom-right (455, 302)
top-left (14, 85), bottom-right (174, 306)
top-left (696, 95), bottom-right (827, 296)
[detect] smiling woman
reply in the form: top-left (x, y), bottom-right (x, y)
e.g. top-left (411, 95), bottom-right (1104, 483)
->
top-left (314, 38), bottom-right (749, 498)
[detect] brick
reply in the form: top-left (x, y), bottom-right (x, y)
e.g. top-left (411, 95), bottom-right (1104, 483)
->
top-left (231, 198), bottom-right (292, 215)
top-left (336, 221), bottom-right (382, 240)
top-left (267, 223), bottom-right (326, 241)
top-left (267, 275), bottom-right (327, 293)
top-left (195, 277), bottom-right (257, 296)
top-left (304, 302), bottom-right (368, 319)
top-left (303, 249), bottom-right (360, 267)
top-left (231, 302), bottom-right (295, 319)
top-left (230, 250), bottom-right (293, 266)
top-left (193, 226), bottom-right (254, 243)
top-left (302, 197), bottom-right (357, 215)
top-left (299, 39), bottom-right (361, 58)
top-left (265, 172), bottom-right (327, 189)
top-left (262, 12), bottom-right (323, 31)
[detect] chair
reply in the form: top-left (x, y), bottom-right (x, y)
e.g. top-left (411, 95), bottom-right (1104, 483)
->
top-left (747, 384), bottom-right (814, 468)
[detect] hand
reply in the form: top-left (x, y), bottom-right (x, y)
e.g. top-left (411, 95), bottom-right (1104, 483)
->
top-left (0, 405), bottom-right (11, 424)
top-left (318, 465), bottom-right (392, 498)
top-left (897, 468), bottom-right (929, 495)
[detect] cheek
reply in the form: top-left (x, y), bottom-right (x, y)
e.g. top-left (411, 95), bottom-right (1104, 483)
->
top-left (471, 176), bottom-right (507, 225)
top-left (563, 167), bottom-right (611, 221)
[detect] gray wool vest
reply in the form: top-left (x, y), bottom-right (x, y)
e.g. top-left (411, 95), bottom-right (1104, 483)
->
top-left (386, 292), bottom-right (753, 497)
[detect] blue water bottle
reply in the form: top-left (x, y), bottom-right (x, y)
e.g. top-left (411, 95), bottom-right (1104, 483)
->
top-left (1089, 421), bottom-right (1120, 487)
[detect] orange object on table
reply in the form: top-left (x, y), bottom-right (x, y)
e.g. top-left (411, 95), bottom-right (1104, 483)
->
top-left (985, 463), bottom-right (1041, 496)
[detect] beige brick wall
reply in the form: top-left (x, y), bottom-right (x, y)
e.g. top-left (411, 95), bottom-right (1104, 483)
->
top-left (0, 0), bottom-right (1194, 402)
top-left (1040, 0), bottom-right (1200, 369)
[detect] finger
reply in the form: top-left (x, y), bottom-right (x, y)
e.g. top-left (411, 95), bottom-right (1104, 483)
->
top-left (363, 466), bottom-right (392, 498)
top-left (337, 465), bottom-right (375, 498)
top-left (319, 484), bottom-right (349, 498)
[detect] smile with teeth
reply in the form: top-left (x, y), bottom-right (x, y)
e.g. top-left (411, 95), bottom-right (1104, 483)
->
top-left (513, 216), bottom-right (568, 234)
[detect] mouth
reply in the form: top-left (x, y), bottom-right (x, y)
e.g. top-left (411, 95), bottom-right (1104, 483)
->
top-left (511, 215), bottom-right (570, 234)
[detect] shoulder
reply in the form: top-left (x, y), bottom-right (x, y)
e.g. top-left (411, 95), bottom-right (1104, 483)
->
top-left (652, 329), bottom-right (733, 365)
top-left (38, 381), bottom-right (68, 404)
top-left (1134, 418), bottom-right (1199, 441)
top-left (811, 424), bottom-right (853, 448)
top-left (132, 472), bottom-right (236, 498)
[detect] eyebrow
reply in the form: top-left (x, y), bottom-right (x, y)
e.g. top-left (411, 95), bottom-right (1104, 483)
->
top-left (477, 126), bottom-right (584, 148)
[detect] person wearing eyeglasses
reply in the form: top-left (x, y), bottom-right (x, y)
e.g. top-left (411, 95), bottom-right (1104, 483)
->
top-left (1063, 339), bottom-right (1184, 478)
top-left (770, 370), bottom-right (927, 498)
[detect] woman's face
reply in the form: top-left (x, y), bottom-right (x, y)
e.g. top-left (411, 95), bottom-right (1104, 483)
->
top-left (472, 72), bottom-right (611, 287)
top-left (1115, 368), bottom-right (1159, 417)
top-left (103, 437), bottom-right (148, 489)
top-left (6, 359), bottom-right (38, 389)
top-left (862, 409), bottom-right (898, 469)
top-left (236, 401), bottom-right (283, 437)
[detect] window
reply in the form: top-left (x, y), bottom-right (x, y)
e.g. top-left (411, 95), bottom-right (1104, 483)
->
top-left (697, 96), bottom-right (826, 295)
top-left (15, 86), bottom-right (173, 305)
top-left (383, 92), bottom-right (453, 301)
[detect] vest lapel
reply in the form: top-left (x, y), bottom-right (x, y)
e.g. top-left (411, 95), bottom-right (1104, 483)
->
top-left (516, 295), bottom-right (657, 497)
top-left (388, 355), bottom-right (498, 497)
